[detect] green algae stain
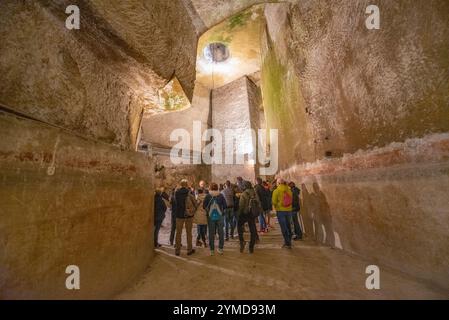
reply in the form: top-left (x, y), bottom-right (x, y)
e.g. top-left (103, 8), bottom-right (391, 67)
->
top-left (261, 49), bottom-right (291, 128)
top-left (228, 11), bottom-right (252, 30)
top-left (260, 39), bottom-right (312, 165)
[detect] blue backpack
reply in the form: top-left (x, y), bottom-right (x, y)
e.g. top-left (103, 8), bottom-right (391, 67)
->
top-left (207, 196), bottom-right (223, 221)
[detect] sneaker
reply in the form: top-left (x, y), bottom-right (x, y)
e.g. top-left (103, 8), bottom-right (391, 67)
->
top-left (210, 250), bottom-right (215, 256)
top-left (240, 241), bottom-right (246, 253)
top-left (249, 247), bottom-right (254, 254)
top-left (225, 237), bottom-right (229, 241)
top-left (196, 240), bottom-right (202, 247)
top-left (175, 250), bottom-right (180, 256)
top-left (187, 249), bottom-right (195, 256)
top-left (217, 249), bottom-right (223, 255)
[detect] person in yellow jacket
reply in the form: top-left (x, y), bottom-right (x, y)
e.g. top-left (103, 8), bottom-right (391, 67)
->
top-left (272, 178), bottom-right (293, 248)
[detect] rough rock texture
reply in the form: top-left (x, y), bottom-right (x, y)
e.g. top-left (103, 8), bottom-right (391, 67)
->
top-left (282, 133), bottom-right (449, 290)
top-left (260, 1), bottom-right (449, 289)
top-left (87, 0), bottom-right (198, 100)
top-left (196, 4), bottom-right (263, 89)
top-left (190, 0), bottom-right (269, 29)
top-left (211, 76), bottom-right (259, 182)
top-left (141, 83), bottom-right (210, 151)
top-left (0, 0), bottom-right (200, 298)
top-left (262, 0), bottom-right (449, 168)
top-left (0, 111), bottom-right (154, 299)
top-left (0, 0), bottom-right (198, 149)
top-left (154, 155), bottom-right (211, 190)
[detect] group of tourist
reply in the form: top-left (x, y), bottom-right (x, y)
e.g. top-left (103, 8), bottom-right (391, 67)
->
top-left (153, 176), bottom-right (303, 256)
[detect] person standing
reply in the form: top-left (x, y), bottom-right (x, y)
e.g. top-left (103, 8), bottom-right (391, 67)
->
top-left (263, 181), bottom-right (273, 229)
top-left (236, 176), bottom-right (245, 192)
top-left (238, 181), bottom-right (261, 254)
top-left (154, 189), bottom-right (167, 248)
top-left (173, 179), bottom-right (197, 256)
top-left (254, 177), bottom-right (271, 233)
top-left (272, 178), bottom-right (293, 249)
top-left (204, 183), bottom-right (227, 256)
top-left (231, 184), bottom-right (240, 239)
top-left (289, 182), bottom-right (303, 240)
top-left (194, 188), bottom-right (208, 247)
top-left (221, 180), bottom-right (235, 241)
top-left (169, 187), bottom-right (177, 246)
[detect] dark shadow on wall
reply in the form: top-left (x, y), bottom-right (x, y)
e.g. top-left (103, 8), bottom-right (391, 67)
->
top-left (301, 182), bottom-right (337, 248)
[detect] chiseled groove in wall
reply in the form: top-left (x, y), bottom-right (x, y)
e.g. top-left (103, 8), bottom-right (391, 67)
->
top-left (0, 104), bottom-right (123, 149)
top-left (296, 161), bottom-right (449, 185)
top-left (280, 133), bottom-right (449, 179)
top-left (0, 111), bottom-right (152, 176)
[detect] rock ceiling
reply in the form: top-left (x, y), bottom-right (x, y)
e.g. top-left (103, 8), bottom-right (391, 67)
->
top-left (189, 0), bottom-right (269, 29)
top-left (195, 4), bottom-right (264, 89)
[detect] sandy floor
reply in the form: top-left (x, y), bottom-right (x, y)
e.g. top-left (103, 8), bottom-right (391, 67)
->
top-left (116, 217), bottom-right (448, 300)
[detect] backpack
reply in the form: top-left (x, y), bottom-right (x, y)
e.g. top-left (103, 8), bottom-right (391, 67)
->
top-left (207, 196), bottom-right (223, 221)
top-left (185, 194), bottom-right (196, 217)
top-left (248, 192), bottom-right (261, 219)
top-left (282, 191), bottom-right (292, 207)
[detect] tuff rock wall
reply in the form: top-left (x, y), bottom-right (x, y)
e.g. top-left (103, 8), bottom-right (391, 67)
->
top-left (0, 0), bottom-right (198, 298)
top-left (0, 0), bottom-right (198, 148)
top-left (0, 111), bottom-right (154, 299)
top-left (261, 1), bottom-right (449, 289)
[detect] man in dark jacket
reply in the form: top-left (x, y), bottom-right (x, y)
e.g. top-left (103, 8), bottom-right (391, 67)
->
top-left (238, 181), bottom-right (261, 254)
top-left (154, 189), bottom-right (167, 248)
top-left (254, 177), bottom-right (271, 232)
top-left (173, 179), bottom-right (197, 256)
top-left (289, 182), bottom-right (303, 240)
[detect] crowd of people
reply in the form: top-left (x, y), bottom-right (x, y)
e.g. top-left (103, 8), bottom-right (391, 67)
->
top-left (153, 176), bottom-right (304, 256)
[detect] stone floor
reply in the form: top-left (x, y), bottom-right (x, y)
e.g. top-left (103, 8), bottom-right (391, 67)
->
top-left (116, 216), bottom-right (448, 300)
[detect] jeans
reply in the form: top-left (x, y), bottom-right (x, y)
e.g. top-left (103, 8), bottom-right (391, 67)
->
top-left (169, 212), bottom-right (176, 245)
top-left (197, 224), bottom-right (207, 243)
top-left (208, 217), bottom-right (224, 251)
top-left (224, 208), bottom-right (235, 238)
top-left (277, 211), bottom-right (292, 246)
top-left (237, 214), bottom-right (257, 250)
top-left (175, 217), bottom-right (193, 251)
top-left (258, 212), bottom-right (267, 230)
top-left (286, 212), bottom-right (293, 240)
top-left (291, 210), bottom-right (303, 238)
top-left (154, 220), bottom-right (163, 246)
